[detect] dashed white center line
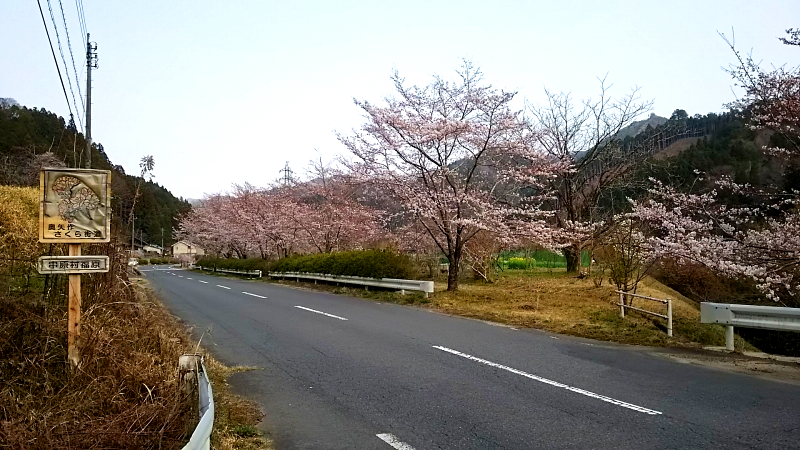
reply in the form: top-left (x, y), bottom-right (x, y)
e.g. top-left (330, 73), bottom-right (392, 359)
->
top-left (216, 285), bottom-right (231, 290)
top-left (377, 433), bottom-right (416, 450)
top-left (198, 280), bottom-right (208, 284)
top-left (187, 277), bottom-right (193, 280)
top-left (178, 275), bottom-right (184, 278)
top-left (294, 305), bottom-right (348, 321)
top-left (242, 292), bottom-right (267, 299)
top-left (432, 345), bottom-right (662, 416)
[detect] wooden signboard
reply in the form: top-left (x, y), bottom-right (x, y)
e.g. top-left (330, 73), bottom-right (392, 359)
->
top-left (39, 168), bottom-right (111, 244)
top-left (39, 168), bottom-right (111, 368)
top-left (38, 255), bottom-right (110, 274)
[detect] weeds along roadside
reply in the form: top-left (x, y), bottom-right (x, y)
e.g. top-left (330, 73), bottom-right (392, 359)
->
top-left (0, 242), bottom-right (195, 447)
top-left (0, 254), bottom-right (272, 449)
top-left (0, 186), bottom-right (270, 449)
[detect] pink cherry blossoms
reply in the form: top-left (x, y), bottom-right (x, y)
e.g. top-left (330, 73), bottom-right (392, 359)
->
top-left (338, 61), bottom-right (560, 290)
top-left (177, 177), bottom-right (385, 260)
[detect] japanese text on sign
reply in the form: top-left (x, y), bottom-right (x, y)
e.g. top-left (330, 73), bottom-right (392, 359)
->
top-left (39, 168), bottom-right (111, 243)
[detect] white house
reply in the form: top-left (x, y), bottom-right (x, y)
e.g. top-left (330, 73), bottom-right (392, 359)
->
top-left (171, 240), bottom-right (205, 257)
top-left (143, 244), bottom-right (163, 255)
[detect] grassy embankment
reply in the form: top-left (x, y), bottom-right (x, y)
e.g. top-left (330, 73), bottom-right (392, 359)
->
top-left (0, 185), bottom-right (270, 449)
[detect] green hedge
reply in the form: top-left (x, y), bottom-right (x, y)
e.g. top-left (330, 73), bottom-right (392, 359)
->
top-left (197, 250), bottom-right (416, 280)
top-left (195, 257), bottom-right (271, 273)
top-left (138, 257), bottom-right (177, 265)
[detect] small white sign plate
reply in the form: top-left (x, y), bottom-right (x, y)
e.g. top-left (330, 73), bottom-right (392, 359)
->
top-left (38, 255), bottom-right (110, 274)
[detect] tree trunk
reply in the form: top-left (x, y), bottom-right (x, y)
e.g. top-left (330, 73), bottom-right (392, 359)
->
top-left (446, 250), bottom-right (461, 291)
top-left (563, 246), bottom-right (581, 274)
top-left (447, 262), bottom-right (459, 291)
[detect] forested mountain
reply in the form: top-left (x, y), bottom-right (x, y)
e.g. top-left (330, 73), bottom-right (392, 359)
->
top-left (0, 98), bottom-right (190, 247)
top-left (594, 108), bottom-right (793, 216)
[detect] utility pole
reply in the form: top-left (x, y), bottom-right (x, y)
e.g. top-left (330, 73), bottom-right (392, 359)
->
top-left (85, 34), bottom-right (98, 169)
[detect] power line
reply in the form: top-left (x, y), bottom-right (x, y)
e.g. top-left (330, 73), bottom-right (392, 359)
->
top-left (36, 0), bottom-right (74, 122)
top-left (75, 0), bottom-right (87, 47)
top-left (58, 0), bottom-right (86, 128)
top-left (45, 0), bottom-right (83, 131)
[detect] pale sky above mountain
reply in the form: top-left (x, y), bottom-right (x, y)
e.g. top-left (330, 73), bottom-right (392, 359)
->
top-left (3, 0), bottom-right (799, 199)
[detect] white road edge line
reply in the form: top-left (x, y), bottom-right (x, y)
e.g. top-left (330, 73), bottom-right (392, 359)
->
top-left (216, 285), bottom-right (231, 290)
top-left (198, 280), bottom-right (208, 284)
top-left (432, 345), bottom-right (662, 416)
top-left (377, 433), bottom-right (416, 450)
top-left (294, 305), bottom-right (348, 321)
top-left (242, 292), bottom-right (267, 299)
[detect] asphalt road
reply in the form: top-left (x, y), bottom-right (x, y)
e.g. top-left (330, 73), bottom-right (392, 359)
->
top-left (143, 266), bottom-right (800, 449)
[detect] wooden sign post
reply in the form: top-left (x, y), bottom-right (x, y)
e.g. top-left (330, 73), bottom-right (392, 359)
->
top-left (39, 168), bottom-right (111, 368)
top-left (67, 244), bottom-right (81, 367)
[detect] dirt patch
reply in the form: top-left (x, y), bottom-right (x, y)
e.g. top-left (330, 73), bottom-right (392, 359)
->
top-left (652, 349), bottom-right (800, 385)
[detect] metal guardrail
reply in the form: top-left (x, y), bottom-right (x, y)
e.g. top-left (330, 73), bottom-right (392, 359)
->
top-left (180, 354), bottom-right (214, 450)
top-left (269, 271), bottom-right (435, 297)
top-left (196, 265), bottom-right (262, 278)
top-left (701, 302), bottom-right (800, 351)
top-left (616, 291), bottom-right (673, 337)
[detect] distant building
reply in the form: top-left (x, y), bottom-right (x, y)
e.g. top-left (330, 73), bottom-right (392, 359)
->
top-left (172, 240), bottom-right (205, 257)
top-left (143, 244), bottom-right (163, 255)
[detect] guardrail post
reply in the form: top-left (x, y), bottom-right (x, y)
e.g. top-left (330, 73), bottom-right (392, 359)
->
top-left (619, 291), bottom-right (625, 318)
top-left (725, 325), bottom-right (734, 351)
top-left (667, 299), bottom-right (673, 337)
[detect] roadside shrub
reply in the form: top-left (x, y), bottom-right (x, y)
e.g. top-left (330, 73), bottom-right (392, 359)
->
top-left (147, 257), bottom-right (174, 265)
top-left (200, 250), bottom-right (416, 279)
top-left (195, 256), bottom-right (271, 273)
top-left (271, 249), bottom-right (415, 279)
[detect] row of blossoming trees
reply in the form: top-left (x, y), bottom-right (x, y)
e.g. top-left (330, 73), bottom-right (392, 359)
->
top-left (180, 31), bottom-right (799, 299)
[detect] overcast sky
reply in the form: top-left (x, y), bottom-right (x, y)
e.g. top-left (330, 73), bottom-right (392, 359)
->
top-left (3, 1), bottom-right (799, 199)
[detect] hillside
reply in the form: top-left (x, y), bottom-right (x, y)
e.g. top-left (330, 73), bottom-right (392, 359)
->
top-left (0, 98), bottom-right (190, 248)
top-left (615, 112), bottom-right (668, 140)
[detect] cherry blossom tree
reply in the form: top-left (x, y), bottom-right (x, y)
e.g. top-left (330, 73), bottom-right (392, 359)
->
top-left (338, 61), bottom-right (556, 291)
top-left (631, 30), bottom-right (800, 305)
top-left (633, 178), bottom-right (800, 305)
top-left (723, 29), bottom-right (800, 156)
top-left (527, 79), bottom-right (653, 273)
top-left (177, 166), bottom-right (386, 260)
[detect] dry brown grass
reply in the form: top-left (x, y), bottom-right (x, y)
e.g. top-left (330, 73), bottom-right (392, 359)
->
top-left (0, 186), bottom-right (195, 449)
top-left (0, 185), bottom-right (271, 448)
top-left (0, 276), bottom-right (196, 449)
top-left (428, 271), bottom-right (752, 348)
